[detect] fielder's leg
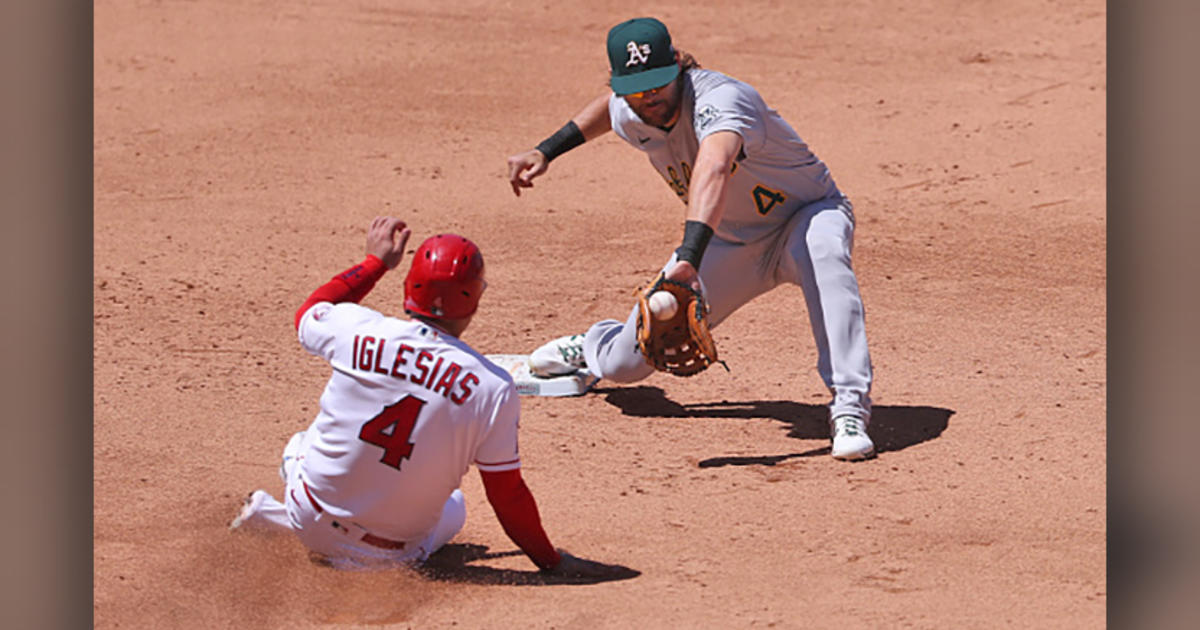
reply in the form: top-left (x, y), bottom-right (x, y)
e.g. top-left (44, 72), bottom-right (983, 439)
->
top-left (778, 196), bottom-right (875, 458)
top-left (580, 306), bottom-right (655, 383)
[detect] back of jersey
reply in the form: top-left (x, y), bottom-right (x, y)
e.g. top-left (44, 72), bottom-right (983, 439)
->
top-left (295, 301), bottom-right (521, 542)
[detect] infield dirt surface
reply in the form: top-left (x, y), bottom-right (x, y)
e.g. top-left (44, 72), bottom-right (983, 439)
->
top-left (94, 1), bottom-right (1105, 627)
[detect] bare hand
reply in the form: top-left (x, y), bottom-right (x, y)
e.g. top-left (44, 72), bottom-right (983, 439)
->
top-left (665, 259), bottom-right (701, 292)
top-left (506, 149), bottom-right (549, 197)
top-left (365, 216), bottom-right (412, 269)
top-left (544, 550), bottom-right (634, 579)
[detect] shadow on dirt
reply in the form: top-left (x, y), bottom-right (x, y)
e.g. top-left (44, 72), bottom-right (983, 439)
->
top-left (418, 543), bottom-right (640, 585)
top-left (599, 386), bottom-right (954, 466)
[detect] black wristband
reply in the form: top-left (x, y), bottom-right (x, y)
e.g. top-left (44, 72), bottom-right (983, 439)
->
top-left (674, 220), bottom-right (714, 269)
top-left (535, 121), bottom-right (585, 162)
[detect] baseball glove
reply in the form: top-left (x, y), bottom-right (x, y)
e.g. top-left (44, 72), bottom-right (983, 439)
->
top-left (634, 272), bottom-right (725, 376)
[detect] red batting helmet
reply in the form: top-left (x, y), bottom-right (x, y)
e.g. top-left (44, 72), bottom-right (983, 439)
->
top-left (404, 234), bottom-right (486, 319)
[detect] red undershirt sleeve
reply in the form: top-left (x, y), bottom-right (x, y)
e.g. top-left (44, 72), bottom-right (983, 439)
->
top-left (294, 255), bottom-right (388, 330)
top-left (479, 468), bottom-right (562, 570)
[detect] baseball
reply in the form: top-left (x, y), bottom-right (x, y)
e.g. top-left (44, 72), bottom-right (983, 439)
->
top-left (648, 290), bottom-right (678, 320)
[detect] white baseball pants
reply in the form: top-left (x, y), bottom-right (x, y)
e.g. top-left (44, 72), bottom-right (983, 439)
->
top-left (238, 430), bottom-right (466, 569)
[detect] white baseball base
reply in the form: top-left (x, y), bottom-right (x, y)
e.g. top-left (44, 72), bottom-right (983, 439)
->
top-left (485, 354), bottom-right (598, 397)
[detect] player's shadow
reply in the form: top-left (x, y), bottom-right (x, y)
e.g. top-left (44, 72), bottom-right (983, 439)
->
top-left (418, 543), bottom-right (640, 585)
top-left (598, 386), bottom-right (953, 466)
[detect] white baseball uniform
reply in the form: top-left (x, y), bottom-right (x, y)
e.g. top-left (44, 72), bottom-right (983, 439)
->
top-left (240, 299), bottom-right (525, 569)
top-left (583, 68), bottom-right (873, 422)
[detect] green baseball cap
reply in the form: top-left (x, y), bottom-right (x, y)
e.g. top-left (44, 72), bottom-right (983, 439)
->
top-left (606, 18), bottom-right (680, 96)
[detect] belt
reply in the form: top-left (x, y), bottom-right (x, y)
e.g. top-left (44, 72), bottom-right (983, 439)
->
top-left (295, 481), bottom-right (407, 551)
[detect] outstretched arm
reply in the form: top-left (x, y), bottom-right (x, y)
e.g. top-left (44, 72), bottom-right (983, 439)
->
top-left (506, 92), bottom-right (613, 196)
top-left (479, 468), bottom-right (561, 569)
top-left (666, 130), bottom-right (743, 290)
top-left (572, 92), bottom-right (616, 140)
top-left (478, 468), bottom-right (630, 578)
top-left (294, 216), bottom-right (412, 329)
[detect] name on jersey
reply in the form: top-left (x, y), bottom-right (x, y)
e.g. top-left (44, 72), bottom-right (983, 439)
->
top-left (660, 153), bottom-right (789, 215)
top-left (353, 335), bottom-right (478, 405)
top-left (662, 159), bottom-right (740, 199)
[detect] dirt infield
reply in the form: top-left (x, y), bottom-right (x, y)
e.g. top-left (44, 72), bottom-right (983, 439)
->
top-left (94, 1), bottom-right (1105, 627)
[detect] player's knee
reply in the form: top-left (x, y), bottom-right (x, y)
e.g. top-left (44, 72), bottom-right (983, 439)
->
top-left (804, 229), bottom-right (850, 265)
top-left (595, 354), bottom-right (656, 383)
top-left (445, 489), bottom-right (466, 532)
top-left (426, 489), bottom-right (467, 556)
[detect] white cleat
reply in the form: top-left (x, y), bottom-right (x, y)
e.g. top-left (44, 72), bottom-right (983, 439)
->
top-left (830, 415), bottom-right (876, 461)
top-left (229, 489), bottom-right (270, 530)
top-left (528, 333), bottom-right (587, 377)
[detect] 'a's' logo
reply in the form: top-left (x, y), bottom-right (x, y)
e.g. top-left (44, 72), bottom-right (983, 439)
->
top-left (625, 41), bottom-right (651, 67)
top-left (697, 104), bottom-right (720, 130)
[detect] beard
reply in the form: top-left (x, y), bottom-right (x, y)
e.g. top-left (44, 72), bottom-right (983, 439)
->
top-left (627, 78), bottom-right (683, 129)
top-left (633, 99), bottom-right (680, 128)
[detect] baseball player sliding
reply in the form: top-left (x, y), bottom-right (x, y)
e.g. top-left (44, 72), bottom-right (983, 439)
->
top-left (232, 216), bottom-right (625, 577)
top-left (506, 17), bottom-right (877, 460)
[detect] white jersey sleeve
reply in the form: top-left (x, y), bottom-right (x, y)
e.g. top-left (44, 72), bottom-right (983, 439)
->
top-left (297, 301), bottom-right (381, 361)
top-left (691, 79), bottom-right (765, 150)
top-left (473, 384), bottom-right (522, 472)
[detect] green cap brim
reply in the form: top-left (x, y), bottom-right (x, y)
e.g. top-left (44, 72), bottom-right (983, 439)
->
top-left (610, 64), bottom-right (680, 96)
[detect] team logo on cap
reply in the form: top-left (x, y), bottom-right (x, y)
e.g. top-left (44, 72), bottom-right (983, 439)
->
top-left (625, 41), bottom-right (651, 67)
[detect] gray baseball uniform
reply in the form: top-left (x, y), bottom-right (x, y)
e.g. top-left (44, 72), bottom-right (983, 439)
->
top-left (583, 68), bottom-right (873, 421)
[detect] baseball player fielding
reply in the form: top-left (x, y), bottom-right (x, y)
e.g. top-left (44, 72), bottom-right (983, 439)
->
top-left (507, 16), bottom-right (877, 461)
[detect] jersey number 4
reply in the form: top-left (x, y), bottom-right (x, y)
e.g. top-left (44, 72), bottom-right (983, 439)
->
top-left (752, 185), bottom-right (786, 215)
top-left (359, 395), bottom-right (427, 470)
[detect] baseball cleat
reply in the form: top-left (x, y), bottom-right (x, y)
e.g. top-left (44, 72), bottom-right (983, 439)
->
top-left (830, 415), bottom-right (876, 461)
top-left (528, 333), bottom-right (587, 377)
top-left (229, 489), bottom-right (269, 530)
